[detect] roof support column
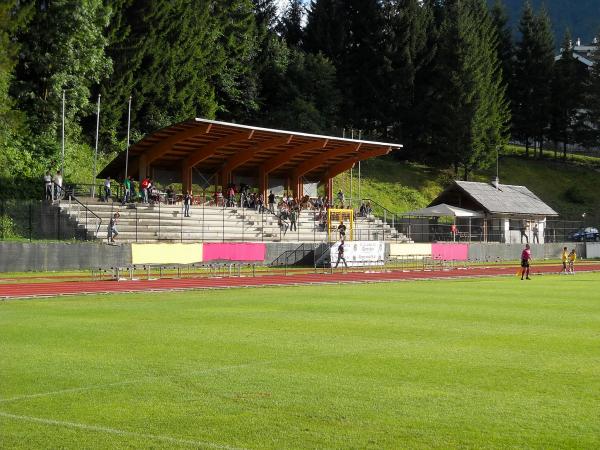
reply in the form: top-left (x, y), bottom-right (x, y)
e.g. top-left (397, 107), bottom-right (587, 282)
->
top-left (181, 163), bottom-right (192, 194)
top-left (137, 154), bottom-right (148, 181)
top-left (296, 177), bottom-right (304, 199)
top-left (259, 168), bottom-right (267, 202)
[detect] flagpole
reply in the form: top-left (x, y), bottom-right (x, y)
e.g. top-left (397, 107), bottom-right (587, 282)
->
top-left (125, 96), bottom-right (131, 179)
top-left (61, 90), bottom-right (65, 175)
top-left (92, 94), bottom-right (101, 198)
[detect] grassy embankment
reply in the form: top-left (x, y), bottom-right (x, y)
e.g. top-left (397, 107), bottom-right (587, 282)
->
top-left (333, 145), bottom-right (600, 223)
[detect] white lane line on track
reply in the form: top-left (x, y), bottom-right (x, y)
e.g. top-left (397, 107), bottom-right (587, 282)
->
top-left (0, 411), bottom-right (245, 450)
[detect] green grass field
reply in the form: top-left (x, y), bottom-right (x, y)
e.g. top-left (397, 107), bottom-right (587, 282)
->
top-left (1, 275), bottom-right (599, 449)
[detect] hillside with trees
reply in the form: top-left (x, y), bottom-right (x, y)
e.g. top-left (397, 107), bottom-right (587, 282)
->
top-left (499, 0), bottom-right (600, 45)
top-left (1, 0), bottom-right (600, 213)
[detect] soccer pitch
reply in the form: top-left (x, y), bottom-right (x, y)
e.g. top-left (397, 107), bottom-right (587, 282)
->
top-left (1, 275), bottom-right (599, 449)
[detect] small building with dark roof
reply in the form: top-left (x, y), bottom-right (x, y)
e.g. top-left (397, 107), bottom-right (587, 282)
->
top-left (428, 180), bottom-right (559, 243)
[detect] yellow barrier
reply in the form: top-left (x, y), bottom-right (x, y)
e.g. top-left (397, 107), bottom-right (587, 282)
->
top-left (389, 243), bottom-right (432, 258)
top-left (131, 243), bottom-right (203, 265)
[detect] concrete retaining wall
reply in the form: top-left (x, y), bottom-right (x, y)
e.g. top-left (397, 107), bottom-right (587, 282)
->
top-left (0, 241), bottom-right (590, 272)
top-left (0, 242), bottom-right (131, 272)
top-left (468, 243), bottom-right (586, 262)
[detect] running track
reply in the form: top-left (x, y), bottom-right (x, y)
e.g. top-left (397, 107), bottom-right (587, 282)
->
top-left (2, 264), bottom-right (599, 300)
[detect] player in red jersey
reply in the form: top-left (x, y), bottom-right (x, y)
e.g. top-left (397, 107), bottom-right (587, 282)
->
top-left (520, 243), bottom-right (532, 280)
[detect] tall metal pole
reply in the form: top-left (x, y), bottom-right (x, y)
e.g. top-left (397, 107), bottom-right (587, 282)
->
top-left (92, 94), bottom-right (101, 198)
top-left (125, 96), bottom-right (132, 179)
top-left (358, 130), bottom-right (362, 201)
top-left (61, 90), bottom-right (65, 175)
top-left (350, 129), bottom-right (354, 208)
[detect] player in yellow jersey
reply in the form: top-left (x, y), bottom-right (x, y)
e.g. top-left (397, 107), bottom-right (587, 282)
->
top-left (560, 247), bottom-right (568, 274)
top-left (568, 248), bottom-right (577, 274)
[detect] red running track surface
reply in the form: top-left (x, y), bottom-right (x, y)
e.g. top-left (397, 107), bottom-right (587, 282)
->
top-left (1, 264), bottom-right (599, 300)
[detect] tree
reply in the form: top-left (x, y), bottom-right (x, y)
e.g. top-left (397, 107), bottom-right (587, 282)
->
top-left (381, 0), bottom-right (433, 142)
top-left (280, 0), bottom-right (305, 48)
top-left (489, 0), bottom-right (513, 92)
top-left (425, 0), bottom-right (509, 179)
top-left (550, 30), bottom-right (588, 159)
top-left (259, 48), bottom-right (340, 133)
top-left (582, 32), bottom-right (600, 149)
top-left (12, 0), bottom-right (112, 137)
top-left (512, 2), bottom-right (554, 158)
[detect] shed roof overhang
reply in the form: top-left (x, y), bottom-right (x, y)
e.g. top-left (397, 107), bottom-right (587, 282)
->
top-left (98, 118), bottom-right (403, 185)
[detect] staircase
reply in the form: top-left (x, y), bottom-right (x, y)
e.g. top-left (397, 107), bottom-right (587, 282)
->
top-left (57, 199), bottom-right (409, 243)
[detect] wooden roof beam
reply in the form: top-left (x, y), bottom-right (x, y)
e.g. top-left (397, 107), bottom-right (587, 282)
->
top-left (263, 139), bottom-right (329, 175)
top-left (323, 147), bottom-right (391, 180)
top-left (291, 143), bottom-right (361, 180)
top-left (220, 134), bottom-right (293, 174)
top-left (184, 130), bottom-right (255, 168)
top-left (145, 123), bottom-right (212, 165)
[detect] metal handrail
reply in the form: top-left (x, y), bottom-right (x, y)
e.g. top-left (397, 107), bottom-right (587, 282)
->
top-left (53, 182), bottom-right (103, 237)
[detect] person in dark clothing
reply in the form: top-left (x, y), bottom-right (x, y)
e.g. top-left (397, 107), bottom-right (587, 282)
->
top-left (290, 208), bottom-right (297, 232)
top-left (335, 239), bottom-right (348, 268)
top-left (183, 191), bottom-right (192, 217)
top-left (268, 191), bottom-right (275, 212)
top-left (337, 221), bottom-right (347, 240)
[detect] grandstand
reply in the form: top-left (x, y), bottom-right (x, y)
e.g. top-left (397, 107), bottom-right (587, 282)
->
top-left (57, 199), bottom-right (407, 243)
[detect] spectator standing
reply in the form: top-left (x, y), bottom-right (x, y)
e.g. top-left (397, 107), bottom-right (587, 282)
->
top-left (53, 170), bottom-right (63, 201)
top-left (337, 220), bottom-right (346, 240)
top-left (183, 190), bottom-right (192, 217)
top-left (268, 191), bottom-right (275, 212)
top-left (43, 171), bottom-right (52, 200)
top-left (337, 190), bottom-right (345, 208)
top-left (532, 224), bottom-right (539, 244)
top-left (141, 177), bottom-right (150, 204)
top-left (121, 176), bottom-right (131, 205)
top-left (290, 208), bottom-right (297, 232)
top-left (520, 220), bottom-right (529, 244)
top-left (104, 176), bottom-right (111, 202)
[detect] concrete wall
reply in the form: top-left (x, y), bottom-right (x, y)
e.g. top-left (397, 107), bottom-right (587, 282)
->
top-left (468, 242), bottom-right (586, 262)
top-left (1, 241), bottom-right (590, 272)
top-left (0, 242), bottom-right (131, 272)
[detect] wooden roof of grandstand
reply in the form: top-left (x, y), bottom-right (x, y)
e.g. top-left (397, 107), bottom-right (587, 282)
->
top-left (99, 118), bottom-right (403, 182)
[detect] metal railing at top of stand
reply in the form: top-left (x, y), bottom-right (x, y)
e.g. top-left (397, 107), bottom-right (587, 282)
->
top-left (54, 182), bottom-right (103, 237)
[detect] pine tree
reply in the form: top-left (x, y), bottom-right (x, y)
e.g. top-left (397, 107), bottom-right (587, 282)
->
top-left (512, 1), bottom-right (536, 157)
top-left (381, 0), bottom-right (433, 141)
top-left (280, 0), bottom-right (305, 48)
top-left (489, 0), bottom-right (513, 93)
top-left (530, 6), bottom-right (555, 157)
top-left (12, 0), bottom-right (112, 137)
top-left (583, 32), bottom-right (600, 149)
top-left (426, 0), bottom-right (509, 179)
top-left (550, 30), bottom-right (588, 159)
top-left (304, 0), bottom-right (348, 66)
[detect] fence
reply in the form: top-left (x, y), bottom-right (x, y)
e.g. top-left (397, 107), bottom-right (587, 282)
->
top-left (0, 195), bottom-right (590, 245)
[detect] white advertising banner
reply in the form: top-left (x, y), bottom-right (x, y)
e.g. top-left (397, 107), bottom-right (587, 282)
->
top-left (330, 241), bottom-right (385, 267)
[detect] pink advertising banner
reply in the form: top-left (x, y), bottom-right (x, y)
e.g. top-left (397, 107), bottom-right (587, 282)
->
top-left (431, 243), bottom-right (469, 261)
top-left (202, 243), bottom-right (266, 262)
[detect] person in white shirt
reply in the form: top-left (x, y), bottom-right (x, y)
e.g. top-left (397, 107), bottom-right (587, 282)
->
top-left (53, 170), bottom-right (63, 201)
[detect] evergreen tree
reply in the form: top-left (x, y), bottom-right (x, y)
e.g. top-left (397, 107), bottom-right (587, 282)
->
top-left (489, 0), bottom-right (513, 92)
top-left (259, 48), bottom-right (341, 133)
top-left (252, 0), bottom-right (279, 31)
top-left (280, 0), bottom-right (305, 48)
top-left (582, 32), bottom-right (600, 149)
top-left (12, 0), bottom-right (112, 137)
top-left (550, 30), bottom-right (588, 159)
top-left (513, 2), bottom-right (554, 158)
top-left (381, 0), bottom-right (433, 141)
top-left (426, 0), bottom-right (509, 179)
top-left (213, 0), bottom-right (259, 121)
top-left (304, 0), bottom-right (348, 66)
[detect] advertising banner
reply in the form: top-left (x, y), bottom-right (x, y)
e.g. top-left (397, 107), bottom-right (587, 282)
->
top-left (330, 241), bottom-right (385, 267)
top-left (202, 243), bottom-right (266, 262)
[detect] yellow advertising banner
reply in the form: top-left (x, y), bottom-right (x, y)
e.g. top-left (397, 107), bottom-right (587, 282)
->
top-left (131, 243), bottom-right (203, 265)
top-left (389, 243), bottom-right (432, 258)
